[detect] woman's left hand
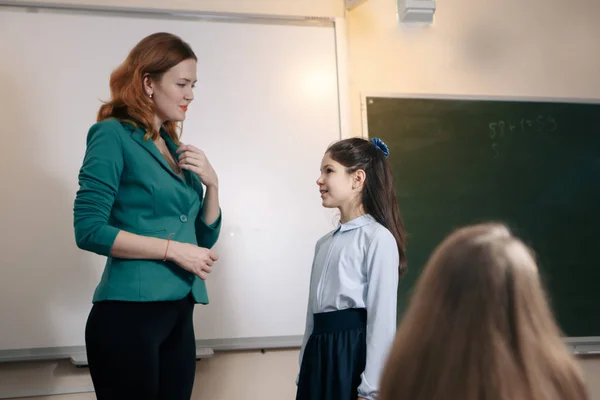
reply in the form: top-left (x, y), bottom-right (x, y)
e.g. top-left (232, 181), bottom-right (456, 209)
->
top-left (177, 144), bottom-right (219, 188)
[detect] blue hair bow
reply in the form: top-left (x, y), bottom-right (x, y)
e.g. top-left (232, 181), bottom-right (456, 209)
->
top-left (370, 137), bottom-right (389, 158)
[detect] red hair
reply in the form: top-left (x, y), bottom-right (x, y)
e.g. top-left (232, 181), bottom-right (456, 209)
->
top-left (97, 32), bottom-right (197, 145)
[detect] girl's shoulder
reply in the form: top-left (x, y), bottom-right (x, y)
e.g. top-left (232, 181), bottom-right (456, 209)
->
top-left (315, 216), bottom-right (395, 250)
top-left (363, 218), bottom-right (396, 249)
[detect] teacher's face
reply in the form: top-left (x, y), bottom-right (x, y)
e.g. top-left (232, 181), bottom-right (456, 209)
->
top-left (145, 58), bottom-right (197, 124)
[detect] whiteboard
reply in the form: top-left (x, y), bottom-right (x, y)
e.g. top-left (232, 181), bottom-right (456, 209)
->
top-left (0, 6), bottom-right (341, 353)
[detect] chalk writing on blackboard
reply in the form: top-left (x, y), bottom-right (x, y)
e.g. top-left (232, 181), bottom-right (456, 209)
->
top-left (488, 115), bottom-right (558, 158)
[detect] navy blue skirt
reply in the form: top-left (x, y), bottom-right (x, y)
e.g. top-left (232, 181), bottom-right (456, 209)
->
top-left (296, 308), bottom-right (367, 400)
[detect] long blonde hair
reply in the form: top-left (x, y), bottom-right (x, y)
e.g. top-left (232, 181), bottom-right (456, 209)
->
top-left (379, 223), bottom-right (588, 400)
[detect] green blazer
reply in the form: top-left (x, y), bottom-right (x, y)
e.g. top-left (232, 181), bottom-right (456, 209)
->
top-left (73, 118), bottom-right (221, 304)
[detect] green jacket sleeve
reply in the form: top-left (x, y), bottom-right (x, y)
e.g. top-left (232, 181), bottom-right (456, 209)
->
top-left (73, 122), bottom-right (123, 256)
top-left (195, 208), bottom-right (222, 249)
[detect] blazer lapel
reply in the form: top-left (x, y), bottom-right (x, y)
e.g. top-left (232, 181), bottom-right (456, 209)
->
top-left (162, 133), bottom-right (192, 186)
top-left (128, 125), bottom-right (184, 183)
top-left (163, 132), bottom-right (194, 185)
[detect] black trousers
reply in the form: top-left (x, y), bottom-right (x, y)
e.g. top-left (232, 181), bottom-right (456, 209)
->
top-left (85, 294), bottom-right (196, 400)
top-left (296, 308), bottom-right (367, 400)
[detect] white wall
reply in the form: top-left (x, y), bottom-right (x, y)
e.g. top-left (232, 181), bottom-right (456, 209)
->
top-left (3, 0), bottom-right (600, 398)
top-left (346, 0), bottom-right (600, 136)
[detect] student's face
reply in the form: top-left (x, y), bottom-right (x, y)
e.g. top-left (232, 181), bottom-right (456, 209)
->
top-left (316, 153), bottom-right (357, 209)
top-left (144, 58), bottom-right (197, 124)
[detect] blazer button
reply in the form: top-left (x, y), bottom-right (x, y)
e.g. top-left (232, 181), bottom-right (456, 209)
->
top-left (180, 215), bottom-right (188, 223)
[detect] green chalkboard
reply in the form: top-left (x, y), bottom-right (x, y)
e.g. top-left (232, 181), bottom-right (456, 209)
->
top-left (365, 95), bottom-right (600, 338)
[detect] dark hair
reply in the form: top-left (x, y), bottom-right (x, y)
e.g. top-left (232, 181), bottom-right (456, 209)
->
top-left (327, 137), bottom-right (407, 276)
top-left (97, 32), bottom-right (197, 144)
top-left (379, 223), bottom-right (589, 400)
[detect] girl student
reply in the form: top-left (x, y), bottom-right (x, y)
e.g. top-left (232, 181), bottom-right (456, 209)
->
top-left (379, 222), bottom-right (589, 400)
top-left (296, 137), bottom-right (407, 400)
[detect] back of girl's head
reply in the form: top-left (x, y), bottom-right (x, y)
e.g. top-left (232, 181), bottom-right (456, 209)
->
top-left (327, 137), bottom-right (407, 275)
top-left (97, 32), bottom-right (197, 142)
top-left (379, 222), bottom-right (589, 400)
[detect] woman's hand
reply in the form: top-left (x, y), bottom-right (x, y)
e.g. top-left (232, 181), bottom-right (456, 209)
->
top-left (177, 144), bottom-right (218, 188)
top-left (167, 241), bottom-right (218, 280)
